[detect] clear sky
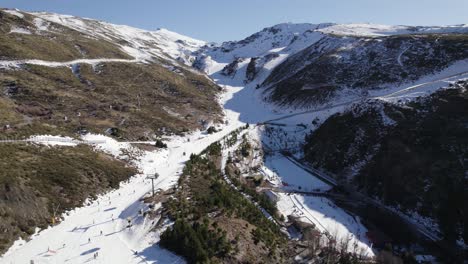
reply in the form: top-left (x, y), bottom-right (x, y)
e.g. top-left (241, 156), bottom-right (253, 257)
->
top-left (1, 0), bottom-right (467, 42)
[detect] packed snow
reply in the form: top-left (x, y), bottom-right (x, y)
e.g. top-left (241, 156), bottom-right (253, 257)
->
top-left (277, 193), bottom-right (374, 257)
top-left (262, 154), bottom-right (331, 192)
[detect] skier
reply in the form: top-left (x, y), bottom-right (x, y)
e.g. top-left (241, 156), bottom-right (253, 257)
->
top-left (100, 230), bottom-right (103, 236)
top-left (88, 238), bottom-right (91, 243)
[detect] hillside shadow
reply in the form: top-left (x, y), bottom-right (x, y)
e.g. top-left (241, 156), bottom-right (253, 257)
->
top-left (137, 244), bottom-right (185, 264)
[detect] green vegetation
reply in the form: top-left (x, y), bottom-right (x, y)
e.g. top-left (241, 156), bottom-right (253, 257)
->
top-left (160, 219), bottom-right (231, 263)
top-left (239, 135), bottom-right (251, 157)
top-left (304, 84), bottom-right (468, 246)
top-left (0, 143), bottom-right (136, 252)
top-left (154, 139), bottom-right (167, 148)
top-left (161, 141), bottom-right (286, 263)
top-left (226, 172), bottom-right (278, 220)
top-left (206, 126), bottom-right (217, 134)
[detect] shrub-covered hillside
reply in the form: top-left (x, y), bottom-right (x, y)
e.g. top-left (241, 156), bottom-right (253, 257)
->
top-left (0, 144), bottom-right (136, 252)
top-left (263, 34), bottom-right (468, 107)
top-left (304, 82), bottom-right (468, 245)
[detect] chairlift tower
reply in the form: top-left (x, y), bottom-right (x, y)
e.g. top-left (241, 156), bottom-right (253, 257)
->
top-left (146, 173), bottom-right (159, 197)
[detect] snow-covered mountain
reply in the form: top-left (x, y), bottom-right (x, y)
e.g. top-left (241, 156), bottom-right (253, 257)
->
top-left (0, 8), bottom-right (223, 141)
top-left (194, 22), bottom-right (468, 108)
top-left (2, 9), bottom-right (205, 66)
top-left (31, 12), bottom-right (206, 65)
top-left (193, 23), bottom-right (329, 85)
top-left (2, 7), bottom-right (468, 263)
top-left (7, 8), bottom-right (467, 104)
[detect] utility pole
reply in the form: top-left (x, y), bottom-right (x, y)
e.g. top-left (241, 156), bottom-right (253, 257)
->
top-left (146, 173), bottom-right (159, 197)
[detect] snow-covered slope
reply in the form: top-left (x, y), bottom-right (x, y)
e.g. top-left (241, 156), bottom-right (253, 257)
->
top-left (2, 8), bottom-right (468, 262)
top-left (32, 12), bottom-right (206, 65)
top-left (194, 22), bottom-right (468, 109)
top-left (318, 23), bottom-right (468, 37)
top-left (6, 9), bottom-right (205, 65)
top-left (194, 23), bottom-right (329, 86)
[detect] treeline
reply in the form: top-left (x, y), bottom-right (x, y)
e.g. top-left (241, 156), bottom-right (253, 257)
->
top-left (160, 219), bottom-right (231, 263)
top-left (225, 167), bottom-right (278, 220)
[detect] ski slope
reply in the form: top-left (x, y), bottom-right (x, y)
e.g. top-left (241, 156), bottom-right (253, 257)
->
top-left (2, 9), bottom-right (467, 262)
top-left (1, 90), bottom-right (245, 264)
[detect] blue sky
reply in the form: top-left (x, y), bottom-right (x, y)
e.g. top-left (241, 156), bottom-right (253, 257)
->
top-left (2, 0), bottom-right (467, 42)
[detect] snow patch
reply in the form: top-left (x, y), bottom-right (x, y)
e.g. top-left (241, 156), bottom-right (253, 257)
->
top-left (277, 193), bottom-right (374, 257)
top-left (33, 17), bottom-right (50, 31)
top-left (262, 154), bottom-right (331, 192)
top-left (28, 135), bottom-right (80, 146)
top-left (4, 9), bottom-right (24, 18)
top-left (0, 58), bottom-right (139, 69)
top-left (9, 26), bottom-right (31, 35)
